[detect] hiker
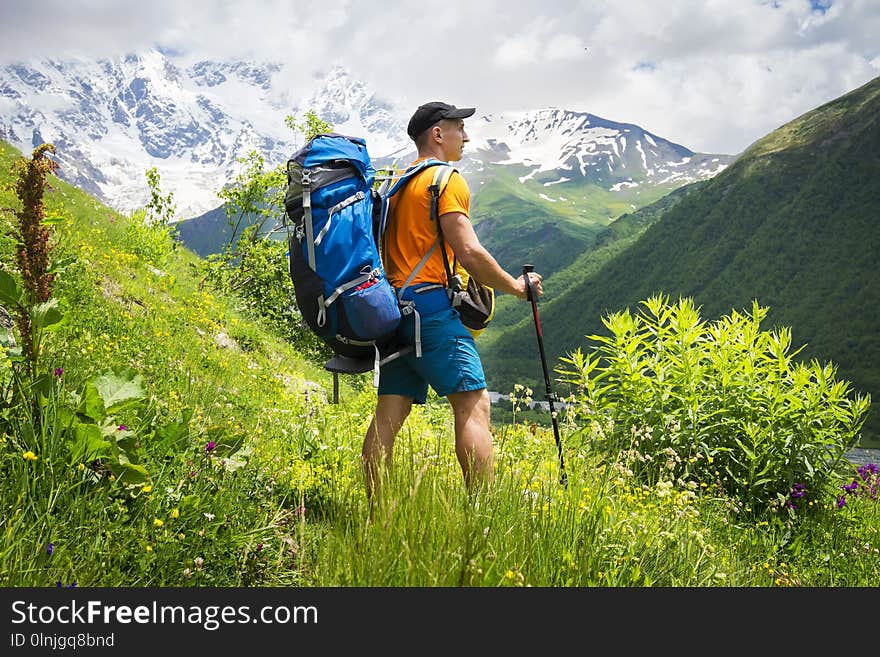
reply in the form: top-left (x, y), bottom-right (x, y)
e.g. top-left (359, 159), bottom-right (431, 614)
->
top-left (362, 101), bottom-right (544, 499)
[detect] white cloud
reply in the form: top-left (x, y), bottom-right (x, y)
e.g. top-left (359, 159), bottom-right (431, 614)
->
top-left (1, 0), bottom-right (878, 154)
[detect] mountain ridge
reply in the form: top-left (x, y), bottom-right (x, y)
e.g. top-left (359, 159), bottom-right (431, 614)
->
top-left (0, 50), bottom-right (733, 224)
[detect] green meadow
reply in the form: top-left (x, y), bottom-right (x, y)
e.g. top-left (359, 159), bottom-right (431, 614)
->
top-left (1, 140), bottom-right (877, 588)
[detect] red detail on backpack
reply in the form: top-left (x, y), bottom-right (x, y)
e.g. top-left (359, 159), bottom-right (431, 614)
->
top-left (355, 278), bottom-right (378, 291)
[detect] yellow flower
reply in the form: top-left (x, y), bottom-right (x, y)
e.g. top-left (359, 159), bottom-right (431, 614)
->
top-left (170, 508), bottom-right (180, 519)
top-left (154, 518), bottom-right (164, 527)
top-left (77, 463), bottom-right (85, 470)
top-left (22, 451), bottom-right (38, 461)
top-left (145, 545), bottom-right (153, 552)
top-left (142, 485), bottom-right (153, 493)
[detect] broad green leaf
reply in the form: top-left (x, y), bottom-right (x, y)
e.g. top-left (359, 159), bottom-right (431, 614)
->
top-left (153, 414), bottom-right (191, 453)
top-left (30, 298), bottom-right (64, 330)
top-left (107, 459), bottom-right (150, 485)
top-left (79, 382), bottom-right (106, 423)
top-left (220, 446), bottom-right (251, 472)
top-left (92, 370), bottom-right (146, 412)
top-left (66, 422), bottom-right (111, 465)
top-left (0, 269), bottom-right (22, 307)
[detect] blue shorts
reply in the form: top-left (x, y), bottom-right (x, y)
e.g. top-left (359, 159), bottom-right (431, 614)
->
top-left (378, 287), bottom-right (486, 404)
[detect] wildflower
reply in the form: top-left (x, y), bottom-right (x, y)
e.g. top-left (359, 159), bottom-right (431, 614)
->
top-left (46, 543), bottom-right (54, 557)
top-left (154, 518), bottom-right (164, 528)
top-left (183, 568), bottom-right (192, 578)
top-left (22, 451), bottom-right (37, 461)
top-left (77, 463), bottom-right (85, 471)
top-left (837, 496), bottom-right (846, 509)
top-left (142, 485), bottom-right (153, 493)
top-left (205, 441), bottom-right (216, 453)
top-left (170, 508), bottom-right (180, 519)
top-left (203, 512), bottom-right (215, 520)
top-left (145, 545), bottom-right (153, 552)
top-left (117, 424), bottom-right (127, 431)
top-left (53, 367), bottom-right (63, 377)
top-left (789, 483), bottom-right (806, 498)
top-left (194, 557), bottom-right (204, 568)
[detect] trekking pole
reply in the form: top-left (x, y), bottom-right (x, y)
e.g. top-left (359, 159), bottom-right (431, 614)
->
top-left (522, 264), bottom-right (567, 486)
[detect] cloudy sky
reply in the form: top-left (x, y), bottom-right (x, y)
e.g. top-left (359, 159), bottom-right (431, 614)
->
top-left (1, 0), bottom-right (878, 155)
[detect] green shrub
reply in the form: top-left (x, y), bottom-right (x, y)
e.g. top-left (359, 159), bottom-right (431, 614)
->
top-left (557, 294), bottom-right (871, 515)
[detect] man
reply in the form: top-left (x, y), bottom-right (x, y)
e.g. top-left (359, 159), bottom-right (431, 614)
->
top-left (362, 101), bottom-right (544, 499)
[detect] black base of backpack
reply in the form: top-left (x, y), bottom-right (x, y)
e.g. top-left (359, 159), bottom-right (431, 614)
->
top-left (324, 353), bottom-right (375, 374)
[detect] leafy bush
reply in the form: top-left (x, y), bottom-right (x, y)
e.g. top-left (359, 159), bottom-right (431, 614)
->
top-left (122, 167), bottom-right (180, 268)
top-left (558, 294), bottom-right (871, 515)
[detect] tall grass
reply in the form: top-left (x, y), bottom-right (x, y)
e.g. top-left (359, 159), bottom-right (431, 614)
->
top-left (0, 141), bottom-right (877, 587)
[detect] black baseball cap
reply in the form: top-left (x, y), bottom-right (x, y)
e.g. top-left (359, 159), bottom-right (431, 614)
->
top-left (407, 101), bottom-right (476, 140)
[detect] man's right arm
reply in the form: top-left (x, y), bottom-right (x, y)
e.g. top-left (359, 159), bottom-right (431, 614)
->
top-left (438, 211), bottom-right (542, 300)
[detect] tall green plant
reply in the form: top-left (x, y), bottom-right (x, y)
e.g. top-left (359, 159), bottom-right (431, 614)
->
top-left (124, 167), bottom-right (179, 267)
top-left (0, 144), bottom-right (68, 410)
top-left (557, 294), bottom-right (871, 515)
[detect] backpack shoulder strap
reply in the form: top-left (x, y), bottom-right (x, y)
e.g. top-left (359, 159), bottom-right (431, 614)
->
top-left (428, 165), bottom-right (461, 289)
top-left (429, 163), bottom-right (457, 195)
top-left (380, 158), bottom-right (450, 199)
top-left (399, 162), bottom-right (458, 290)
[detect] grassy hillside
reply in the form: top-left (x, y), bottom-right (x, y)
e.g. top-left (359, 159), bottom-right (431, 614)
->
top-left (1, 138), bottom-right (877, 591)
top-left (481, 75), bottom-right (880, 446)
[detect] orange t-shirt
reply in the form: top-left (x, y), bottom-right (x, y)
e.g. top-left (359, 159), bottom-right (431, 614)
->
top-left (382, 159), bottom-right (470, 288)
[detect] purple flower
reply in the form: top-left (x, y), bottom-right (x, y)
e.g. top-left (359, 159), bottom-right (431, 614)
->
top-left (789, 483), bottom-right (806, 498)
top-left (843, 480), bottom-right (860, 495)
top-left (53, 367), bottom-right (63, 377)
top-left (837, 496), bottom-right (846, 509)
top-left (205, 441), bottom-right (216, 453)
top-left (858, 463), bottom-right (878, 480)
top-left (46, 542), bottom-right (54, 557)
top-left (117, 424), bottom-right (127, 431)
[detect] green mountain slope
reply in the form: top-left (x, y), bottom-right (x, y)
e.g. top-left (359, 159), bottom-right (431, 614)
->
top-left (481, 75), bottom-right (880, 445)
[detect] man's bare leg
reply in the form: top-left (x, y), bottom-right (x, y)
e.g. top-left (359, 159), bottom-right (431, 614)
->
top-left (362, 394), bottom-right (413, 501)
top-left (448, 388), bottom-right (494, 490)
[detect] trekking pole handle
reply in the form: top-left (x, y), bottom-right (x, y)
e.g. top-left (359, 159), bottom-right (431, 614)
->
top-left (522, 264), bottom-right (535, 301)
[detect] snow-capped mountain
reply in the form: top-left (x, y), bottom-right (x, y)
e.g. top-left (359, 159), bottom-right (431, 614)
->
top-left (466, 108), bottom-right (729, 190)
top-left (0, 52), bottom-right (410, 218)
top-left (0, 49), bottom-right (733, 220)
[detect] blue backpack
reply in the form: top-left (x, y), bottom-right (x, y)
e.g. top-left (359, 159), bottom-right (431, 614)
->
top-left (284, 133), bottom-right (451, 376)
